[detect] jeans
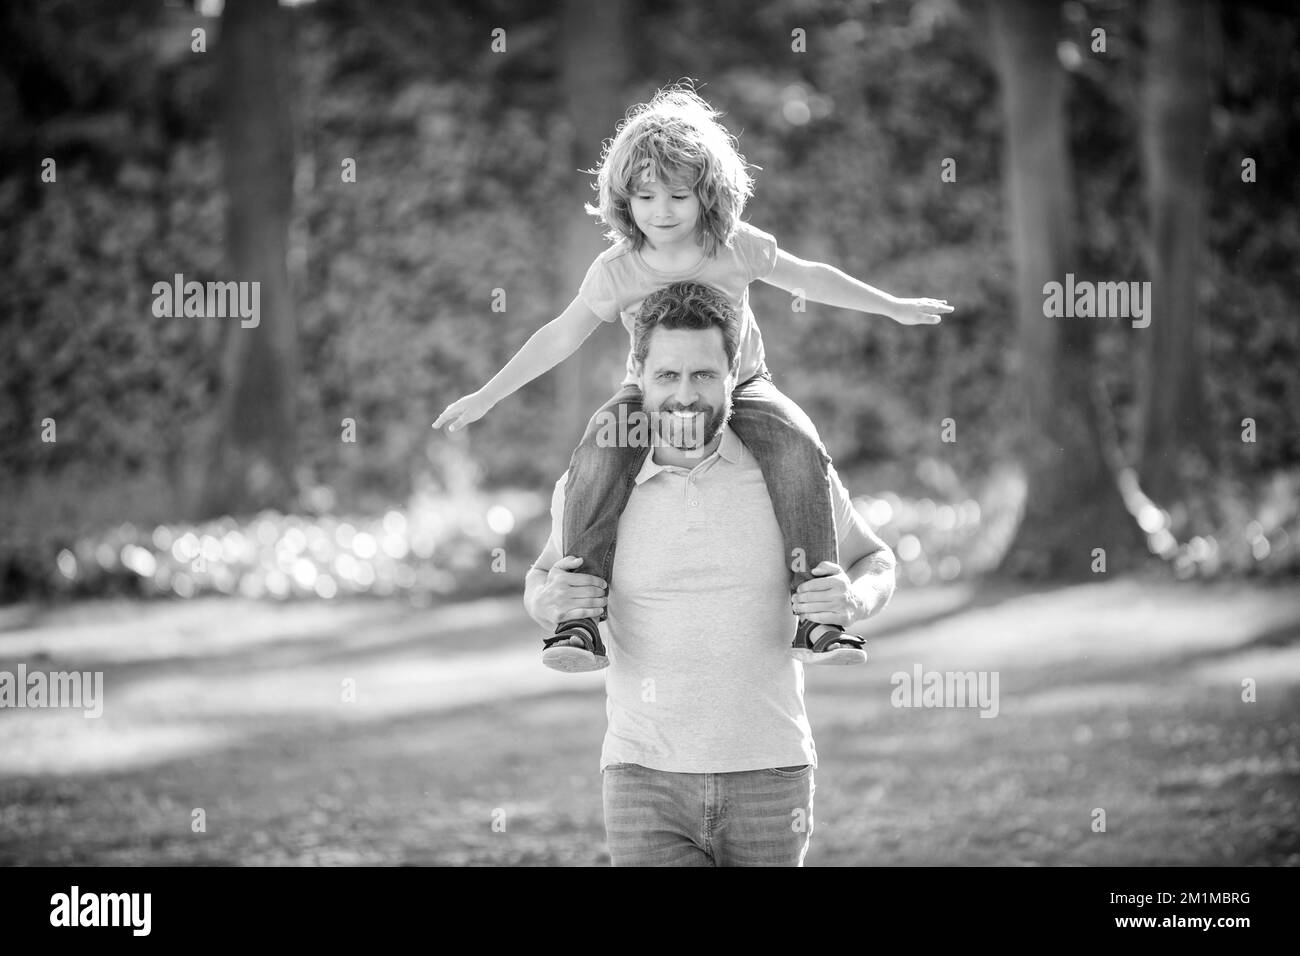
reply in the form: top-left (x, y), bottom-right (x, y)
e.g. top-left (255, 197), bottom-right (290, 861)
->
top-left (602, 762), bottom-right (815, 866)
top-left (561, 368), bottom-right (839, 608)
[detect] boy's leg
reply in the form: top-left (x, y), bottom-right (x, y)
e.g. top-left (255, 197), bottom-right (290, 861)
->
top-left (561, 383), bottom-right (648, 588)
top-left (729, 371), bottom-right (838, 586)
top-left (544, 384), bottom-right (648, 672)
top-left (728, 371), bottom-right (865, 664)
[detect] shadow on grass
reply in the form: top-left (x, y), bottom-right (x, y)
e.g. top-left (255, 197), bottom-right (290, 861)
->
top-left (2, 579), bottom-right (1298, 865)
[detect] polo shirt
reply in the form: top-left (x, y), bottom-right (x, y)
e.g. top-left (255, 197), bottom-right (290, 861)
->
top-left (533, 425), bottom-right (873, 773)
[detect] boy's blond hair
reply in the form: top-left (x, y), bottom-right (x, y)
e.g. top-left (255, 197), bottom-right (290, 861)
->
top-left (585, 83), bottom-right (755, 257)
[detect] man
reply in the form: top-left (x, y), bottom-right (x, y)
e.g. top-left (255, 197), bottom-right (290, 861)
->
top-left (524, 281), bottom-right (896, 866)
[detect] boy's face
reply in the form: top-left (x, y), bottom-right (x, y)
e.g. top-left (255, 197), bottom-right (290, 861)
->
top-left (628, 170), bottom-right (701, 251)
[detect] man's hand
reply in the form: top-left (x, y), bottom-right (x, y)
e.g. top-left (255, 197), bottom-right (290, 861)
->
top-left (791, 561), bottom-right (866, 627)
top-left (433, 390), bottom-right (496, 432)
top-left (886, 297), bottom-right (954, 326)
top-left (534, 555), bottom-right (608, 628)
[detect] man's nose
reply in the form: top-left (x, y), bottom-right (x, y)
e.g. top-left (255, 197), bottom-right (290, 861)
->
top-left (674, 378), bottom-right (698, 404)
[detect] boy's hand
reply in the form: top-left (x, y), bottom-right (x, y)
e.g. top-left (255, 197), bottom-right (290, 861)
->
top-left (537, 555), bottom-right (608, 627)
top-left (433, 390), bottom-right (496, 432)
top-left (791, 561), bottom-right (865, 627)
top-left (887, 297), bottom-right (954, 326)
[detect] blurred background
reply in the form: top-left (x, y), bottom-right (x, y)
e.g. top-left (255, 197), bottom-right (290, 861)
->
top-left (0, 0), bottom-right (1297, 866)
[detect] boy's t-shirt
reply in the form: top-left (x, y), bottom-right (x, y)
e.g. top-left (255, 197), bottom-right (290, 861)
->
top-left (577, 221), bottom-right (778, 387)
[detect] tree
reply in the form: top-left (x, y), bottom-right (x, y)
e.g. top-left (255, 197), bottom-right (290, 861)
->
top-left (1137, 0), bottom-right (1216, 504)
top-left (198, 0), bottom-right (298, 518)
top-left (554, 0), bottom-right (629, 449)
top-left (989, 0), bottom-right (1145, 579)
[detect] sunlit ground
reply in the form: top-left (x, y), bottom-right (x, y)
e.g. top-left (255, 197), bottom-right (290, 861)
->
top-left (0, 577), bottom-right (1297, 866)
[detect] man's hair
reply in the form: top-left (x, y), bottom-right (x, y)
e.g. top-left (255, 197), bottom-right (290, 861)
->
top-left (632, 282), bottom-right (740, 373)
top-left (585, 82), bottom-right (756, 257)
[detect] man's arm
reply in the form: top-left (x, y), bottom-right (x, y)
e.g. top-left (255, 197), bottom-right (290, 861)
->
top-left (791, 465), bottom-right (896, 628)
top-left (525, 480), bottom-right (564, 627)
top-left (841, 540), bottom-right (897, 624)
top-left (524, 476), bottom-right (609, 629)
top-left (523, 567), bottom-right (555, 630)
top-left (762, 249), bottom-right (952, 327)
top-left (834, 465), bottom-right (897, 623)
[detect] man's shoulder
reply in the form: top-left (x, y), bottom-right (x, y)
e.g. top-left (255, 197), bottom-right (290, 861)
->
top-left (719, 426), bottom-right (760, 468)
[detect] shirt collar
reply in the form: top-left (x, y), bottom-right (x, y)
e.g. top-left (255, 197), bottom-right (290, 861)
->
top-left (634, 424), bottom-right (743, 486)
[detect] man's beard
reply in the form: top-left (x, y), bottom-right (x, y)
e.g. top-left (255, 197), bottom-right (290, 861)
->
top-left (646, 393), bottom-right (733, 453)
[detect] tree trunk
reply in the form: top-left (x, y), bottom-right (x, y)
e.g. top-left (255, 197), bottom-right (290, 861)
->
top-left (990, 0), bottom-right (1145, 579)
top-left (554, 0), bottom-right (628, 449)
top-left (198, 0), bottom-right (297, 518)
top-left (1137, 0), bottom-right (1215, 503)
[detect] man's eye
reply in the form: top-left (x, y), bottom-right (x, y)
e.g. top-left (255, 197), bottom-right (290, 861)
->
top-left (672, 195), bottom-right (689, 200)
top-left (695, 372), bottom-right (713, 380)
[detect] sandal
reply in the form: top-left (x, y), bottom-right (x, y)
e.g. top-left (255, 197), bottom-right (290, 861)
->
top-left (542, 618), bottom-right (609, 672)
top-left (791, 619), bottom-right (867, 666)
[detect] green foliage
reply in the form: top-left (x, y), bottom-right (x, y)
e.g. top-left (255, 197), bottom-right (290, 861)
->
top-left (0, 0), bottom-right (1296, 551)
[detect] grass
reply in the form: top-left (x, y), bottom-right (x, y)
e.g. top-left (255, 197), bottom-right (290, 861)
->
top-left (0, 577), bottom-right (1297, 866)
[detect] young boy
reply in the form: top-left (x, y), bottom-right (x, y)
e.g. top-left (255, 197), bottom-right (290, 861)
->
top-left (434, 86), bottom-right (951, 671)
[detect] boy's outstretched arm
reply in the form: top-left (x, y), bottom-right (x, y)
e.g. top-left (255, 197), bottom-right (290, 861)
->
top-left (433, 296), bottom-right (605, 432)
top-left (762, 249), bottom-right (954, 325)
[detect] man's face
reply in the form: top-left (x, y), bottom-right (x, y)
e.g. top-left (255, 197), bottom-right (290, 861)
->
top-left (628, 174), bottom-right (701, 251)
top-left (637, 326), bottom-right (734, 451)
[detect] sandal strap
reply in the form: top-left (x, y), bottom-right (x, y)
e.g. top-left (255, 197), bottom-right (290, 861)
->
top-left (795, 619), bottom-right (865, 653)
top-left (544, 618), bottom-right (606, 657)
top-left (817, 630), bottom-right (865, 653)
